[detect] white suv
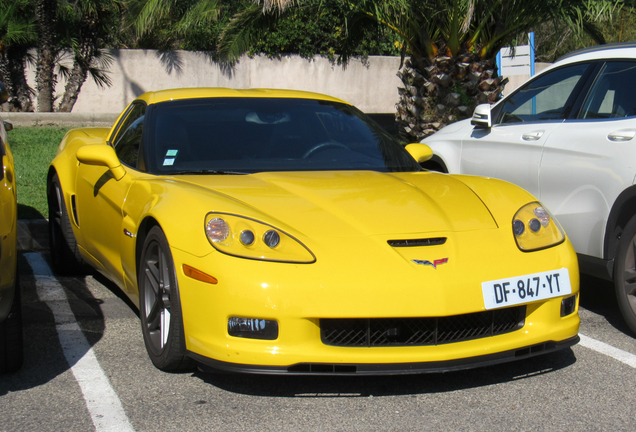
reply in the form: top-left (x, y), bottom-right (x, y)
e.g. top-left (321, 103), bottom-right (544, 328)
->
top-left (423, 42), bottom-right (636, 335)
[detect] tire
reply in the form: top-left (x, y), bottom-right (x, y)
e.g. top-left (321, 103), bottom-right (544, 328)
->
top-left (48, 173), bottom-right (85, 275)
top-left (138, 226), bottom-right (193, 372)
top-left (0, 271), bottom-right (23, 374)
top-left (614, 215), bottom-right (636, 335)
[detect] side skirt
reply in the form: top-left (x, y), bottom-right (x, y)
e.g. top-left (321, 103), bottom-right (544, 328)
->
top-left (577, 253), bottom-right (614, 281)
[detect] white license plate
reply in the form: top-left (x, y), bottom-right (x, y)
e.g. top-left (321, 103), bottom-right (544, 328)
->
top-left (482, 268), bottom-right (571, 310)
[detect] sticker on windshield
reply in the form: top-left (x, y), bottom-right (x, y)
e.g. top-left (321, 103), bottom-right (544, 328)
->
top-left (163, 149), bottom-right (178, 166)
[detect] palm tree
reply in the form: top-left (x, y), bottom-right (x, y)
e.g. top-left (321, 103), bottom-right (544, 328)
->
top-left (219, 0), bottom-right (613, 141)
top-left (56, 0), bottom-right (124, 112)
top-left (0, 0), bottom-right (36, 111)
top-left (1, 0), bottom-right (124, 112)
top-left (34, 0), bottom-right (58, 112)
top-left (127, 0), bottom-right (222, 49)
top-left (346, 0), bottom-right (612, 141)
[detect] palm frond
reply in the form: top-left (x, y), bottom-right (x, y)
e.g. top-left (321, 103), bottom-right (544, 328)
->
top-left (218, 3), bottom-right (282, 64)
top-left (174, 0), bottom-right (221, 36)
top-left (133, 0), bottom-right (178, 35)
top-left (256, 0), bottom-right (297, 12)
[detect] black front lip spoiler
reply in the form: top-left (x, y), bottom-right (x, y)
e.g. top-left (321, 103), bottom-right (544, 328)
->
top-left (190, 335), bottom-right (580, 376)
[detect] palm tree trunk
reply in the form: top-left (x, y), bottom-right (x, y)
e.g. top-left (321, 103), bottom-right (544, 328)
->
top-left (7, 47), bottom-right (35, 112)
top-left (57, 11), bottom-right (101, 113)
top-left (35, 0), bottom-right (58, 112)
top-left (58, 61), bottom-right (89, 113)
top-left (395, 53), bottom-right (507, 142)
top-left (0, 48), bottom-right (35, 112)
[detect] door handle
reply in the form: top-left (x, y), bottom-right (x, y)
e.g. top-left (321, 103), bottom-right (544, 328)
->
top-left (608, 129), bottom-right (636, 142)
top-left (522, 130), bottom-right (544, 141)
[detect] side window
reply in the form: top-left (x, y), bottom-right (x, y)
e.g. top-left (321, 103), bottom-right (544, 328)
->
top-left (580, 62), bottom-right (636, 119)
top-left (112, 102), bottom-right (146, 167)
top-left (496, 63), bottom-right (591, 124)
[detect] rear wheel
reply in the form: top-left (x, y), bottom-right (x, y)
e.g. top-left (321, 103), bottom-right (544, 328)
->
top-left (614, 215), bottom-right (636, 335)
top-left (48, 173), bottom-right (85, 275)
top-left (0, 270), bottom-right (23, 373)
top-left (138, 226), bottom-right (193, 371)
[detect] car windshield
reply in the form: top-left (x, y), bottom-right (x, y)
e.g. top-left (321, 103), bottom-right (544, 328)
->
top-left (144, 98), bottom-right (421, 174)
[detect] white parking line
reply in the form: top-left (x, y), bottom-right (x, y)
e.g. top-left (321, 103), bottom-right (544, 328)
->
top-left (579, 333), bottom-right (636, 368)
top-left (24, 253), bottom-right (135, 432)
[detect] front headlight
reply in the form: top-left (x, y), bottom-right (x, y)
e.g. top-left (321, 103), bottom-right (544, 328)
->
top-left (205, 212), bottom-right (315, 263)
top-left (512, 202), bottom-right (565, 251)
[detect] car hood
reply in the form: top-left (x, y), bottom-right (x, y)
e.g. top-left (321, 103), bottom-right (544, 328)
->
top-left (175, 171), bottom-right (497, 237)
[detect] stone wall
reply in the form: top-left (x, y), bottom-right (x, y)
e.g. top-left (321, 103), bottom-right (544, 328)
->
top-left (24, 50), bottom-right (404, 114)
top-left (5, 50), bottom-right (549, 123)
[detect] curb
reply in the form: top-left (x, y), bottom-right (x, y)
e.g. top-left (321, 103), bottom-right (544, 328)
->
top-left (2, 112), bottom-right (119, 127)
top-left (17, 219), bottom-right (49, 251)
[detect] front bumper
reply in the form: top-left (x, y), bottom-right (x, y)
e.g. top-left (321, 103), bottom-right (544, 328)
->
top-left (192, 336), bottom-right (580, 375)
top-left (170, 226), bottom-right (580, 374)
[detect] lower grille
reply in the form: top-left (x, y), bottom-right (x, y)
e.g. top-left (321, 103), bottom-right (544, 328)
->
top-left (321, 306), bottom-right (525, 347)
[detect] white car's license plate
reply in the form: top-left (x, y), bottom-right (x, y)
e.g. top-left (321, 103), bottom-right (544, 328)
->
top-left (482, 268), bottom-right (571, 310)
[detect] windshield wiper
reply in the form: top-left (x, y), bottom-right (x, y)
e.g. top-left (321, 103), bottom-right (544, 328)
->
top-left (173, 169), bottom-right (248, 175)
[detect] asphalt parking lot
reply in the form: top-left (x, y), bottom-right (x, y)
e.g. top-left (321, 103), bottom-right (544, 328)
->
top-left (2, 221), bottom-right (636, 431)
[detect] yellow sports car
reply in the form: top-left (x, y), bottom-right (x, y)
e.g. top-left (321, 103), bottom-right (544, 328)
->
top-left (48, 88), bottom-right (580, 374)
top-left (0, 82), bottom-right (22, 373)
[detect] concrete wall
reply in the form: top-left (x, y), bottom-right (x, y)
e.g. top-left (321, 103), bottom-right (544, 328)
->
top-left (502, 62), bottom-right (552, 96)
top-left (23, 50), bottom-right (404, 114)
top-left (4, 50), bottom-right (550, 127)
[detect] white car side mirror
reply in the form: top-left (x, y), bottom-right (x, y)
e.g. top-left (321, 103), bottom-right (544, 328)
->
top-left (471, 104), bottom-right (492, 128)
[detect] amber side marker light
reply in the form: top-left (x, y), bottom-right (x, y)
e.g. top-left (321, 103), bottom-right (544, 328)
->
top-left (183, 264), bottom-right (218, 284)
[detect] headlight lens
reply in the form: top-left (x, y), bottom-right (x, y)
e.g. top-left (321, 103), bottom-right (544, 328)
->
top-left (512, 202), bottom-right (565, 251)
top-left (205, 212), bottom-right (315, 263)
top-left (206, 218), bottom-right (230, 242)
top-left (263, 230), bottom-right (280, 248)
top-left (239, 230), bottom-right (255, 246)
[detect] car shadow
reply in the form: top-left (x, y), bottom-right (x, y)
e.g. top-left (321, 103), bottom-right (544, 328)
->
top-left (195, 347), bottom-right (577, 397)
top-left (0, 252), bottom-right (110, 396)
top-left (16, 204), bottom-right (45, 220)
top-left (578, 274), bottom-right (634, 336)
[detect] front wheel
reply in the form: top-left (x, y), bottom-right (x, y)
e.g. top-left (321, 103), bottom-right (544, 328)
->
top-left (48, 173), bottom-right (85, 275)
top-left (614, 215), bottom-right (636, 335)
top-left (138, 226), bottom-right (193, 371)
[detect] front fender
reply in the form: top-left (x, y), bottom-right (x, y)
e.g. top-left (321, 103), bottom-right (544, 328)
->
top-left (122, 177), bottom-right (300, 262)
top-left (49, 128), bottom-right (113, 243)
top-left (452, 174), bottom-right (538, 228)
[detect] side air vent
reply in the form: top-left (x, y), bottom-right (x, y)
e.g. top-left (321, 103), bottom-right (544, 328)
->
top-left (71, 194), bottom-right (79, 227)
top-left (387, 238), bottom-right (446, 247)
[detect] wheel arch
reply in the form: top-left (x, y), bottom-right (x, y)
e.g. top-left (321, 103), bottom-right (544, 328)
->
top-left (135, 216), bottom-right (161, 277)
top-left (420, 137), bottom-right (462, 173)
top-left (420, 154), bottom-right (449, 173)
top-left (604, 185), bottom-right (636, 261)
top-left (46, 166), bottom-right (58, 195)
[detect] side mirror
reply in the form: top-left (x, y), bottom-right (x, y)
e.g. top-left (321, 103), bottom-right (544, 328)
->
top-left (76, 144), bottom-right (126, 180)
top-left (471, 104), bottom-right (492, 128)
top-left (405, 143), bottom-right (433, 163)
top-left (0, 82), bottom-right (8, 105)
